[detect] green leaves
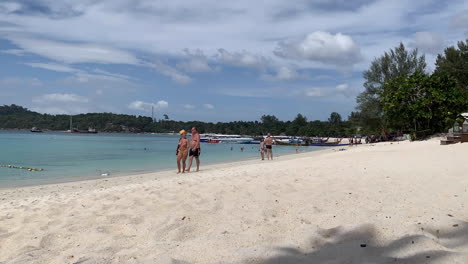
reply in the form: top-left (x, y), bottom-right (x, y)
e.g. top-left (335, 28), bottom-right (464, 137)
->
top-left (357, 43), bottom-right (427, 133)
top-left (381, 72), bottom-right (467, 133)
top-left (435, 39), bottom-right (468, 90)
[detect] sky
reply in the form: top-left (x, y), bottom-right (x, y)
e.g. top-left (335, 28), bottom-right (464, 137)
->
top-left (1, 0), bottom-right (467, 122)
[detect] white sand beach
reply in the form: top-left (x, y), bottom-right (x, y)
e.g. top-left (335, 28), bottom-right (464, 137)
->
top-left (1, 140), bottom-right (467, 264)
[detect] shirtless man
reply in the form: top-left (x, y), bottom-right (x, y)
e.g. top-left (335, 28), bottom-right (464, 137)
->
top-left (264, 133), bottom-right (275, 160)
top-left (187, 127), bottom-right (201, 172)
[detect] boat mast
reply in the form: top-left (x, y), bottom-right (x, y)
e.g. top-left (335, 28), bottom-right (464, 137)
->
top-left (70, 115), bottom-right (73, 131)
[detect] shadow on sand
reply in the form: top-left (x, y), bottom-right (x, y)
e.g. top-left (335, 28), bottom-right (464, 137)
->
top-left (249, 220), bottom-right (468, 264)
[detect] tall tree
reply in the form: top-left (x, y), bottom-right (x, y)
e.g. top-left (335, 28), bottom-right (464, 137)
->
top-left (435, 39), bottom-right (468, 90)
top-left (288, 113), bottom-right (308, 135)
top-left (328, 112), bottom-right (342, 135)
top-left (381, 72), bottom-right (466, 133)
top-left (328, 112), bottom-right (342, 125)
top-left (356, 43), bottom-right (426, 133)
top-left (260, 115), bottom-right (281, 135)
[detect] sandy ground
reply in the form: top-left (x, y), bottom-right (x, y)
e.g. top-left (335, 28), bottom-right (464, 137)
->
top-left (0, 140), bottom-right (467, 264)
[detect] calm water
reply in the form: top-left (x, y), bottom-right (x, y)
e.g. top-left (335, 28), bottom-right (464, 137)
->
top-left (0, 131), bottom-right (320, 187)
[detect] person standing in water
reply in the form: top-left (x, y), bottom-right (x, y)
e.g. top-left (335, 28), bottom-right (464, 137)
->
top-left (187, 127), bottom-right (201, 172)
top-left (176, 130), bottom-right (189, 174)
top-left (264, 133), bottom-right (275, 160)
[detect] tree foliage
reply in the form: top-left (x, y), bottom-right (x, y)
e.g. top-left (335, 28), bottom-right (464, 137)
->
top-left (0, 105), bottom-right (357, 137)
top-left (356, 43), bottom-right (426, 133)
top-left (380, 72), bottom-right (467, 133)
top-left (435, 39), bottom-right (468, 90)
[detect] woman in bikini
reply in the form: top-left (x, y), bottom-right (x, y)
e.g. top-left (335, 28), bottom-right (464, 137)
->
top-left (176, 130), bottom-right (189, 174)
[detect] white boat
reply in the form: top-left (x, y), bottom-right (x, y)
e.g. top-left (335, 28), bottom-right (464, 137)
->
top-left (200, 134), bottom-right (254, 144)
top-left (217, 137), bottom-right (254, 144)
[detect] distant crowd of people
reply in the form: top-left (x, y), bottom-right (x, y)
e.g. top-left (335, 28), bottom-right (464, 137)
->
top-left (348, 137), bottom-right (362, 146)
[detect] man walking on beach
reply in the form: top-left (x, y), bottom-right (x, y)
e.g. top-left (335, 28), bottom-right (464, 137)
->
top-left (264, 133), bottom-right (275, 160)
top-left (187, 127), bottom-right (201, 172)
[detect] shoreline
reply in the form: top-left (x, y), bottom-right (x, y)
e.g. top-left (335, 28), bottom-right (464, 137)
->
top-left (0, 145), bottom-right (330, 194)
top-left (0, 145), bottom-right (322, 190)
top-left (1, 139), bottom-right (467, 263)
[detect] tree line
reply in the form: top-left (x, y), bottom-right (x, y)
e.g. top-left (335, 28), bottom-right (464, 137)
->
top-left (0, 104), bottom-right (356, 136)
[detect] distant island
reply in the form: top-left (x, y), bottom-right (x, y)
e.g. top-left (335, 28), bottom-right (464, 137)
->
top-left (0, 104), bottom-right (357, 136)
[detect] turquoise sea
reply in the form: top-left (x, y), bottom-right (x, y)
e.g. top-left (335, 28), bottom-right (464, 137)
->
top-left (0, 131), bottom-right (320, 187)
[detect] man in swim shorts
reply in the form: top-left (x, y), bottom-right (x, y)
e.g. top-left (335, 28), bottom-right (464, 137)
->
top-left (264, 133), bottom-right (275, 160)
top-left (187, 127), bottom-right (201, 172)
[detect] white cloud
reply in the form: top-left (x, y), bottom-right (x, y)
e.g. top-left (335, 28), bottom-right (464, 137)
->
top-left (93, 69), bottom-right (131, 80)
top-left (177, 59), bottom-right (212, 73)
top-left (334, 83), bottom-right (358, 97)
top-left (0, 0), bottom-right (463, 78)
top-left (451, 10), bottom-right (468, 28)
top-left (412, 32), bottom-right (445, 54)
top-left (31, 106), bottom-right (90, 115)
top-left (216, 49), bottom-right (269, 69)
top-left (149, 62), bottom-right (192, 84)
top-left (274, 31), bottom-right (362, 67)
top-left (336, 83), bottom-right (349, 91)
top-left (7, 37), bottom-right (140, 65)
top-left (203, 103), bottom-right (215, 109)
top-left (22, 62), bottom-right (134, 86)
top-left (183, 104), bottom-right (196, 109)
top-left (23, 62), bottom-right (78, 73)
top-left (261, 66), bottom-right (302, 81)
top-left (128, 100), bottom-right (169, 112)
top-left (176, 49), bottom-right (213, 72)
top-left (1, 49), bottom-right (26, 55)
top-left (0, 77), bottom-right (42, 87)
top-left (0, 2), bottom-right (21, 13)
top-left (302, 83), bottom-right (359, 97)
top-left (32, 93), bottom-right (89, 104)
top-left (303, 88), bottom-right (323, 97)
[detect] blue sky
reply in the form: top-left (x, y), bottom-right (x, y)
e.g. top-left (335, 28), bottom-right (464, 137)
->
top-left (1, 0), bottom-right (467, 122)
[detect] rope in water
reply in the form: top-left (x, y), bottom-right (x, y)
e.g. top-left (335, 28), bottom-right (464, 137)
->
top-left (0, 165), bottom-right (45, 172)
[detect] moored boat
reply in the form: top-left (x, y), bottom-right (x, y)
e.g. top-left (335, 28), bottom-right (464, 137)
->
top-left (30, 127), bottom-right (43, 133)
top-left (71, 128), bottom-right (98, 134)
top-left (200, 134), bottom-right (254, 144)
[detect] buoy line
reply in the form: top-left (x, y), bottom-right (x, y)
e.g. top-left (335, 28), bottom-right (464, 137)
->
top-left (0, 165), bottom-right (45, 172)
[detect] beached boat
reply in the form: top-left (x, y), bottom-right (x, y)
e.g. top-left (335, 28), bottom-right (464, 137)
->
top-left (30, 127), bottom-right (43, 133)
top-left (275, 140), bottom-right (307, 146)
top-left (309, 139), bottom-right (365, 146)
